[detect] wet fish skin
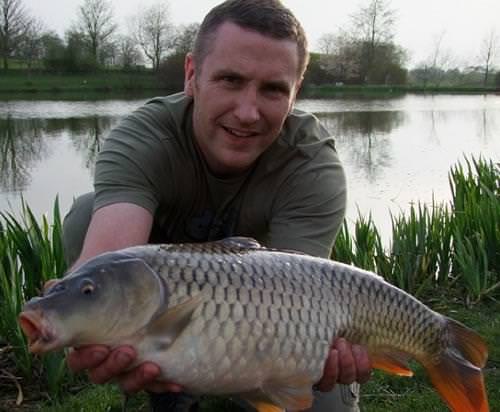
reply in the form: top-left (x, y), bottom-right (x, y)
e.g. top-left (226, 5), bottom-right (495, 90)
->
top-left (19, 237), bottom-right (489, 412)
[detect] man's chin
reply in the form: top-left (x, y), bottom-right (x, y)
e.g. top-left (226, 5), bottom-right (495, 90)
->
top-left (212, 155), bottom-right (259, 177)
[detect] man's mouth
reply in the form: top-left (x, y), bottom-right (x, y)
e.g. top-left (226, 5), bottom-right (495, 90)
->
top-left (222, 126), bottom-right (258, 138)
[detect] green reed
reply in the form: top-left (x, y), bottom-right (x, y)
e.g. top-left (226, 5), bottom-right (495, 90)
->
top-left (0, 220), bottom-right (33, 377)
top-left (333, 156), bottom-right (499, 302)
top-left (0, 198), bottom-right (72, 399)
top-left (450, 157), bottom-right (500, 302)
top-left (388, 200), bottom-right (455, 297)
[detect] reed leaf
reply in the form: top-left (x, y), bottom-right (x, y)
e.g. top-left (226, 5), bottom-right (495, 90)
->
top-left (331, 219), bottom-right (354, 264)
top-left (0, 198), bottom-right (70, 396)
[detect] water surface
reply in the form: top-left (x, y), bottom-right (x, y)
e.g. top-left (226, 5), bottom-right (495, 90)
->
top-left (1, 94), bottom-right (499, 240)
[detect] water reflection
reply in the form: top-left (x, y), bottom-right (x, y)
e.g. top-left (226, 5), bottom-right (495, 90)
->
top-left (0, 116), bottom-right (116, 193)
top-left (0, 117), bottom-right (47, 191)
top-left (477, 108), bottom-right (497, 143)
top-left (66, 116), bottom-right (116, 172)
top-left (0, 95), bottom-right (499, 234)
top-left (319, 111), bottom-right (405, 183)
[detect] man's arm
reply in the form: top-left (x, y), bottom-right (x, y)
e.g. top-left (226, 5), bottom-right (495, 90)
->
top-left (73, 203), bottom-right (153, 268)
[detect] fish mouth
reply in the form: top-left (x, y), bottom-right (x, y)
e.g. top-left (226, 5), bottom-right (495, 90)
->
top-left (18, 310), bottom-right (58, 354)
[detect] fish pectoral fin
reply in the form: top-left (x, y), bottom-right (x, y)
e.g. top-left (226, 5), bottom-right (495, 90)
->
top-left (371, 349), bottom-right (414, 377)
top-left (261, 376), bottom-right (314, 411)
top-left (146, 293), bottom-right (204, 343)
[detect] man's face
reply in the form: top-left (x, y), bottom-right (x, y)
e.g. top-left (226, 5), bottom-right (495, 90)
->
top-left (185, 22), bottom-right (302, 176)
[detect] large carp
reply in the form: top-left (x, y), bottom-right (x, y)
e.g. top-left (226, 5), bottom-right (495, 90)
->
top-left (19, 237), bottom-right (489, 412)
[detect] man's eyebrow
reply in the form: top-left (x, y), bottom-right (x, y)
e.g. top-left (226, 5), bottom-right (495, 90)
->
top-left (263, 79), bottom-right (291, 93)
top-left (212, 69), bottom-right (291, 92)
top-left (212, 69), bottom-right (244, 79)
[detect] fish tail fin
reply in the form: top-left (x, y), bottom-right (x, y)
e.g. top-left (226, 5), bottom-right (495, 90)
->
top-left (423, 317), bottom-right (489, 412)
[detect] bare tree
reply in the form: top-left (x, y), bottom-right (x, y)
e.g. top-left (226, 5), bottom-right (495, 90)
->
top-left (478, 29), bottom-right (498, 86)
top-left (352, 0), bottom-right (395, 44)
top-left (171, 23), bottom-right (199, 56)
top-left (416, 32), bottom-right (455, 86)
top-left (317, 33), bottom-right (337, 55)
top-left (0, 0), bottom-right (30, 69)
top-left (318, 31), bottom-right (362, 82)
top-left (134, 2), bottom-right (173, 71)
top-left (351, 0), bottom-right (396, 81)
top-left (18, 16), bottom-right (44, 69)
top-left (117, 34), bottom-right (142, 69)
top-left (77, 0), bottom-right (117, 65)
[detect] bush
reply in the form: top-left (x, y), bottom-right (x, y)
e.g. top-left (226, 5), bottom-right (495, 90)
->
top-left (157, 53), bottom-right (186, 93)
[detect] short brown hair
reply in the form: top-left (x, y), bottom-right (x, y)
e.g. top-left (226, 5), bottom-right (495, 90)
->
top-left (193, 0), bottom-right (309, 78)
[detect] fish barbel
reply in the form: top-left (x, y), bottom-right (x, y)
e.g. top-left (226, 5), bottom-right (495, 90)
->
top-left (19, 237), bottom-right (489, 412)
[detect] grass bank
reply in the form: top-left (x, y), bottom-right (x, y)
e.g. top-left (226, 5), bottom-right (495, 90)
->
top-left (0, 70), bottom-right (168, 97)
top-left (300, 84), bottom-right (500, 98)
top-left (1, 70), bottom-right (499, 98)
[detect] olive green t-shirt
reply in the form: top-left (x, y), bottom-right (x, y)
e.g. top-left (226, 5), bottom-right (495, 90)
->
top-left (94, 92), bottom-right (346, 258)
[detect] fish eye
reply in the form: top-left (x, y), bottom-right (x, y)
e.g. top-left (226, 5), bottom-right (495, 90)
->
top-left (80, 279), bottom-right (96, 296)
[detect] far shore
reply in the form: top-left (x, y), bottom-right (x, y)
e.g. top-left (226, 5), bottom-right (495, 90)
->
top-left (0, 71), bottom-right (498, 99)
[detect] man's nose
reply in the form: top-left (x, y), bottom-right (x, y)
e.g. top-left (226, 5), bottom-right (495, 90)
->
top-left (234, 88), bottom-right (260, 124)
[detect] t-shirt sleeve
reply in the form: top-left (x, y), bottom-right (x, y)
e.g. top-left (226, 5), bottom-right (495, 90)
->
top-left (93, 101), bottom-right (172, 214)
top-left (264, 144), bottom-right (347, 258)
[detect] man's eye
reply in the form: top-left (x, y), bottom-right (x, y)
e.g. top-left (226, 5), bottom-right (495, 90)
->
top-left (264, 85), bottom-right (288, 97)
top-left (222, 76), bottom-right (240, 84)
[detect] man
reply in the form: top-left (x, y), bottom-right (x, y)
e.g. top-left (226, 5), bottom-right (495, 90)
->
top-left (62, 0), bottom-right (371, 411)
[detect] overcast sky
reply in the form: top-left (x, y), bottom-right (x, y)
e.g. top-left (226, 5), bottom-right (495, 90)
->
top-left (23, 0), bottom-right (500, 67)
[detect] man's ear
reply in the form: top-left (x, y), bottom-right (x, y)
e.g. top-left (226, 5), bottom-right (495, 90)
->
top-left (289, 78), bottom-right (303, 111)
top-left (294, 78), bottom-right (303, 100)
top-left (184, 52), bottom-right (196, 96)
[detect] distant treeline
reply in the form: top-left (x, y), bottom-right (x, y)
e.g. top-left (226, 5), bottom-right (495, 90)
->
top-left (1, 0), bottom-right (499, 89)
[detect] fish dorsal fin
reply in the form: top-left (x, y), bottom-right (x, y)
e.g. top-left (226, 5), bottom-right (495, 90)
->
top-left (370, 348), bottom-right (414, 377)
top-left (217, 237), bottom-right (263, 249)
top-left (145, 293), bottom-right (204, 345)
top-left (261, 375), bottom-right (315, 411)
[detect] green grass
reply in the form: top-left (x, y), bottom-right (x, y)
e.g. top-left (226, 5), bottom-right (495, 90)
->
top-left (0, 71), bottom-right (164, 95)
top-left (1, 69), bottom-right (498, 97)
top-left (301, 84), bottom-right (500, 98)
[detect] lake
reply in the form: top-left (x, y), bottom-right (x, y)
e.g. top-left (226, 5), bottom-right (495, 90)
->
top-left (1, 94), bottom-right (499, 240)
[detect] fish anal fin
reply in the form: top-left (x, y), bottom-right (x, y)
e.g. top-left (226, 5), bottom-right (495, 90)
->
top-left (371, 349), bottom-right (413, 377)
top-left (246, 400), bottom-right (284, 412)
top-left (261, 375), bottom-right (314, 411)
top-left (146, 293), bottom-right (204, 344)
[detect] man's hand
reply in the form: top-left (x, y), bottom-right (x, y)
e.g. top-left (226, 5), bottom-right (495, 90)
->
top-left (315, 338), bottom-right (372, 392)
top-left (66, 345), bottom-right (183, 394)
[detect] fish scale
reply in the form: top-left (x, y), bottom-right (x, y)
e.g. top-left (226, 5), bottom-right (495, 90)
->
top-left (146, 244), bottom-right (334, 395)
top-left (19, 237), bottom-right (489, 412)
